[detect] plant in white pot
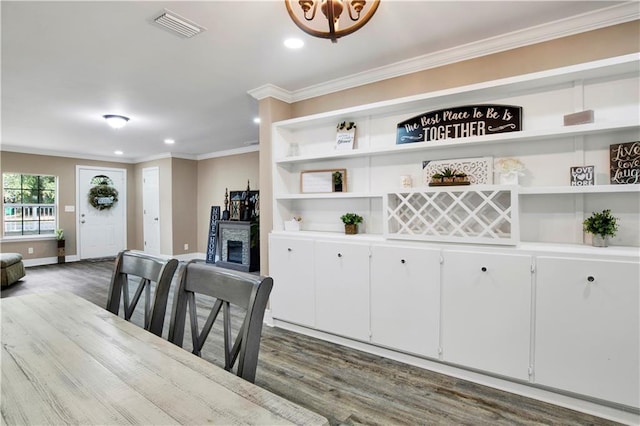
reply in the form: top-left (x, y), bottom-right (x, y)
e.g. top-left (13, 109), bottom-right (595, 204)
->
top-left (583, 209), bottom-right (619, 247)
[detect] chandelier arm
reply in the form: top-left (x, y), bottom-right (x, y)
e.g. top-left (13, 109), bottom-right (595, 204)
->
top-left (347, 2), bottom-right (360, 21)
top-left (332, 1), bottom-right (379, 38)
top-left (326, 0), bottom-right (337, 42)
top-left (305, 1), bottom-right (318, 21)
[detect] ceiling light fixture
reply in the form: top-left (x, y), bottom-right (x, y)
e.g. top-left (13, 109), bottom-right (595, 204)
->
top-left (164, 138), bottom-right (175, 144)
top-left (285, 0), bottom-right (380, 43)
top-left (103, 114), bottom-right (130, 129)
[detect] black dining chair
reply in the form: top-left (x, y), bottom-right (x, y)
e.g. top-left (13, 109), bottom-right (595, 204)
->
top-left (168, 261), bottom-right (274, 383)
top-left (106, 250), bottom-right (179, 337)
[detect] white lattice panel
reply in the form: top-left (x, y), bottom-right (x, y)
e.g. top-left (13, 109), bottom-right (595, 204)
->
top-left (384, 186), bottom-right (519, 245)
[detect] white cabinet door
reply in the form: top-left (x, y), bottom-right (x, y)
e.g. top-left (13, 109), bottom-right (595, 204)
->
top-left (535, 256), bottom-right (640, 408)
top-left (370, 244), bottom-right (441, 358)
top-left (441, 250), bottom-right (532, 380)
top-left (268, 235), bottom-right (315, 327)
top-left (315, 240), bottom-right (370, 341)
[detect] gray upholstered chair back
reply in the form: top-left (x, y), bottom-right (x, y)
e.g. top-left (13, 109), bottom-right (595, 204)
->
top-left (106, 250), bottom-right (179, 336)
top-left (168, 261), bottom-right (273, 383)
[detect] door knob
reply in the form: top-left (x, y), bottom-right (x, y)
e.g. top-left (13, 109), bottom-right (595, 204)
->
top-left (80, 220), bottom-right (85, 224)
top-left (154, 217), bottom-right (159, 221)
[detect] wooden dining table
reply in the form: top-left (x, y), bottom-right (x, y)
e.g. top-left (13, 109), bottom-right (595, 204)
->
top-left (1, 291), bottom-right (329, 425)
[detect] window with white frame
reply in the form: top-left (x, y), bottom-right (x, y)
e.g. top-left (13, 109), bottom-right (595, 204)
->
top-left (2, 173), bottom-right (57, 237)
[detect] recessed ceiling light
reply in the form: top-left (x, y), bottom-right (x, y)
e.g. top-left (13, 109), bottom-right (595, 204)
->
top-left (284, 38), bottom-right (304, 49)
top-left (114, 150), bottom-right (123, 155)
top-left (164, 138), bottom-right (175, 144)
top-left (253, 117), bottom-right (260, 124)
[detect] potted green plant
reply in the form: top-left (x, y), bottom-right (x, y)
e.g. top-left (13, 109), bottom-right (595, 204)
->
top-left (454, 172), bottom-right (468, 183)
top-left (441, 167), bottom-right (456, 183)
top-left (583, 209), bottom-right (619, 247)
top-left (431, 173), bottom-right (443, 184)
top-left (340, 213), bottom-right (363, 235)
top-left (332, 171), bottom-right (343, 192)
top-left (55, 228), bottom-right (65, 264)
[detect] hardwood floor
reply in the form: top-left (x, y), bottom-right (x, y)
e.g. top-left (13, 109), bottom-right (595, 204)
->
top-left (2, 260), bottom-right (622, 425)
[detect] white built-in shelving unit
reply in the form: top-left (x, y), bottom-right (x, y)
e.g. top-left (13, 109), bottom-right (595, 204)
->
top-left (268, 54), bottom-right (640, 422)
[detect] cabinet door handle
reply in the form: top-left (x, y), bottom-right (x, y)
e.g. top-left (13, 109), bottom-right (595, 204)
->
top-left (481, 267), bottom-right (487, 272)
top-left (337, 253), bottom-right (342, 258)
top-left (400, 259), bottom-right (406, 264)
top-left (287, 248), bottom-right (292, 252)
top-left (587, 276), bottom-right (595, 283)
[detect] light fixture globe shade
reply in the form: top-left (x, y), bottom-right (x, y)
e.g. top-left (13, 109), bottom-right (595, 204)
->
top-left (103, 114), bottom-right (130, 129)
top-left (285, 0), bottom-right (380, 43)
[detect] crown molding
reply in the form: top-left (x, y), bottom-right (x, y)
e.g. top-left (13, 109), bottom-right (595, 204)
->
top-left (196, 144), bottom-right (259, 161)
top-left (249, 2), bottom-right (639, 103)
top-left (248, 84), bottom-right (294, 102)
top-left (0, 144), bottom-right (139, 164)
top-left (132, 152), bottom-right (200, 163)
top-left (1, 144), bottom-right (259, 164)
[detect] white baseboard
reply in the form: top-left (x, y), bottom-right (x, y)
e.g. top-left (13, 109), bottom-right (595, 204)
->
top-left (23, 255), bottom-right (80, 267)
top-left (264, 309), bottom-right (274, 327)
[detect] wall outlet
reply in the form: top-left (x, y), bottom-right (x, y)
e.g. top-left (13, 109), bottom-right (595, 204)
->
top-left (184, 243), bottom-right (189, 251)
top-left (28, 247), bottom-right (34, 254)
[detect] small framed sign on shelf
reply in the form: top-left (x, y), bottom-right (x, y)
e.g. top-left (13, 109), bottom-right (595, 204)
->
top-left (301, 169), bottom-right (347, 193)
top-left (570, 166), bottom-right (595, 186)
top-left (335, 121), bottom-right (356, 150)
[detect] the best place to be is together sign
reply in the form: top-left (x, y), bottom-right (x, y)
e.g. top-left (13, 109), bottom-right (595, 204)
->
top-left (396, 104), bottom-right (522, 144)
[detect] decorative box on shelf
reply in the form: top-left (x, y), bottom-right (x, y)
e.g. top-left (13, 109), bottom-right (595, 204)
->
top-left (383, 186), bottom-right (519, 245)
top-left (284, 219), bottom-right (301, 231)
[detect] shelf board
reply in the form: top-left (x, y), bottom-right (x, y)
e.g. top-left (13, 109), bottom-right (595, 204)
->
top-left (275, 192), bottom-right (382, 200)
top-left (275, 185), bottom-right (639, 199)
top-left (275, 121), bottom-right (639, 164)
top-left (519, 184), bottom-right (640, 195)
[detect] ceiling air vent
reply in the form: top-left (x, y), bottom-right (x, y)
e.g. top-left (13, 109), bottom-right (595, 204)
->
top-left (153, 9), bottom-right (206, 38)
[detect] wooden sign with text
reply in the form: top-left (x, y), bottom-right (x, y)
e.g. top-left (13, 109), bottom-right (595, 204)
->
top-left (610, 141), bottom-right (640, 184)
top-left (396, 104), bottom-right (522, 144)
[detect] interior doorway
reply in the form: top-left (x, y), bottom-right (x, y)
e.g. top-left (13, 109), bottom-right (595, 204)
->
top-left (142, 167), bottom-right (161, 256)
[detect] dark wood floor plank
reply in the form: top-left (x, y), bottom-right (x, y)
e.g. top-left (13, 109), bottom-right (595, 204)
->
top-left (1, 260), bottom-right (622, 426)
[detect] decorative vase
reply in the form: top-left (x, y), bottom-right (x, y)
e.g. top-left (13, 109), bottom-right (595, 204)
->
top-left (344, 224), bottom-right (357, 235)
top-left (57, 239), bottom-right (66, 264)
top-left (499, 172), bottom-right (519, 185)
top-left (592, 235), bottom-right (610, 247)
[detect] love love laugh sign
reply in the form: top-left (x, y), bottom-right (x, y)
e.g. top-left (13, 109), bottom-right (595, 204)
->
top-left (610, 141), bottom-right (640, 185)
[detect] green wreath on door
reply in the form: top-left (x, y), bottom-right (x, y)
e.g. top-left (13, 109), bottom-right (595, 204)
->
top-left (88, 175), bottom-right (119, 210)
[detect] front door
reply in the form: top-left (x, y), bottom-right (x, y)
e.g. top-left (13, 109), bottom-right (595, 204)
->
top-left (77, 166), bottom-right (126, 259)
